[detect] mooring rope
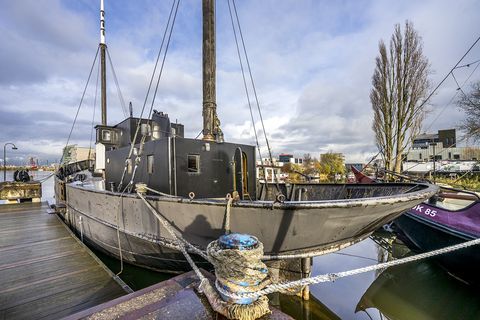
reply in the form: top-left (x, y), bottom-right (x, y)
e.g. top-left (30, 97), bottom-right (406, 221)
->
top-left (144, 186), bottom-right (181, 198)
top-left (215, 237), bottom-right (480, 300)
top-left (136, 184), bottom-right (480, 319)
top-left (136, 189), bottom-right (209, 262)
top-left (224, 194), bottom-right (233, 234)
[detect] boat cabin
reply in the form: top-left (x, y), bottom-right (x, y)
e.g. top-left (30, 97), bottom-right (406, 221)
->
top-left (96, 110), bottom-right (256, 199)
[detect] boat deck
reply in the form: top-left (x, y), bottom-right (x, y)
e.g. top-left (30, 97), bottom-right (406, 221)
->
top-left (0, 202), bottom-right (131, 319)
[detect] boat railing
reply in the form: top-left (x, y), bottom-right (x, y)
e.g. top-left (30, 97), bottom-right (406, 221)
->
top-left (436, 185), bottom-right (480, 202)
top-left (56, 160), bottom-right (95, 180)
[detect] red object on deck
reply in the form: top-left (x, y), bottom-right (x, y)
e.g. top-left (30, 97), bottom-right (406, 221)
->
top-left (351, 166), bottom-right (375, 184)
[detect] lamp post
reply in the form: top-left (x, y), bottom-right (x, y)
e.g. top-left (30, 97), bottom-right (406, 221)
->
top-left (3, 143), bottom-right (18, 182)
top-left (429, 142), bottom-right (437, 183)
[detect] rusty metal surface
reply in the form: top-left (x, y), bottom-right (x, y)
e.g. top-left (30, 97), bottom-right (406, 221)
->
top-left (66, 270), bottom-right (292, 320)
top-left (59, 180), bottom-right (437, 273)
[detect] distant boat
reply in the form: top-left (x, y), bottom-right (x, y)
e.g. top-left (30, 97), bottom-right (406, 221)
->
top-left (352, 167), bottom-right (480, 283)
top-left (54, 0), bottom-right (437, 273)
top-left (393, 187), bottom-right (480, 283)
top-left (351, 166), bottom-right (376, 184)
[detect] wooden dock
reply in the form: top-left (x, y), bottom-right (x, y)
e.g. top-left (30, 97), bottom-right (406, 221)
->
top-left (0, 202), bottom-right (131, 319)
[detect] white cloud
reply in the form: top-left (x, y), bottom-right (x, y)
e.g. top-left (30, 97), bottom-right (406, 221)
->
top-left (0, 0), bottom-right (479, 164)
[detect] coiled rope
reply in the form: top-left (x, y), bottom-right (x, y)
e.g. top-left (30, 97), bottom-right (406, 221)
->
top-left (136, 187), bottom-right (270, 320)
top-left (136, 184), bottom-right (480, 319)
top-left (214, 237), bottom-right (480, 301)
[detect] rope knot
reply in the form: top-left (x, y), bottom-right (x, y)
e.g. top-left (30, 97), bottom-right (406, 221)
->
top-left (206, 234), bottom-right (271, 319)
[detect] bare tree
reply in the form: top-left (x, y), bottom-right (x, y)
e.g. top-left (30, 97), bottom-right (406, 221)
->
top-left (371, 21), bottom-right (430, 173)
top-left (457, 81), bottom-right (480, 141)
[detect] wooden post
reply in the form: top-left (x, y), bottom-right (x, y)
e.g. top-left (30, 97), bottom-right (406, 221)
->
top-left (100, 0), bottom-right (107, 125)
top-left (202, 0), bottom-right (216, 141)
top-left (301, 257), bottom-right (312, 300)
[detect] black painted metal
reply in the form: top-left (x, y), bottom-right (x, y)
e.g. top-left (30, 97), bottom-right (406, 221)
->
top-left (394, 213), bottom-right (480, 283)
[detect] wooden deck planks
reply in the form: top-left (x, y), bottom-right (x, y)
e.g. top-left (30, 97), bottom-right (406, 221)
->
top-left (0, 202), bottom-right (130, 320)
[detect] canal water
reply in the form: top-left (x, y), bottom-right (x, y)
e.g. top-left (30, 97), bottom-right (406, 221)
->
top-left (2, 170), bottom-right (479, 319)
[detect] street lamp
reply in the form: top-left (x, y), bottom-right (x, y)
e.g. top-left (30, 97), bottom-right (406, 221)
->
top-left (3, 143), bottom-right (18, 182)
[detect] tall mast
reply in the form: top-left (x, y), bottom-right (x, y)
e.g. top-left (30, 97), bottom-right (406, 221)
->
top-left (100, 0), bottom-right (107, 125)
top-left (202, 0), bottom-right (220, 141)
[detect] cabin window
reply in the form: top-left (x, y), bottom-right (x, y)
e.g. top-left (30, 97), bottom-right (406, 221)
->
top-left (147, 155), bottom-right (154, 174)
top-left (141, 123), bottom-right (151, 136)
top-left (448, 152), bottom-right (452, 159)
top-left (188, 154), bottom-right (200, 173)
top-left (127, 159), bottom-right (133, 174)
top-left (419, 153), bottom-right (422, 160)
top-left (102, 130), bottom-right (111, 142)
top-left (454, 154), bottom-right (460, 160)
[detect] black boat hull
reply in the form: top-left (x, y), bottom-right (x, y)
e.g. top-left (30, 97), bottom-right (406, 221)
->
top-left (57, 179), bottom-right (437, 272)
top-left (394, 213), bottom-right (480, 283)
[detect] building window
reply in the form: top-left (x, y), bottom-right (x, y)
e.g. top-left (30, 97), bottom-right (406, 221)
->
top-left (448, 152), bottom-right (452, 159)
top-left (188, 154), bottom-right (200, 173)
top-left (141, 123), bottom-right (151, 136)
top-left (454, 154), bottom-right (460, 160)
top-left (147, 155), bottom-right (154, 174)
top-left (419, 153), bottom-right (422, 160)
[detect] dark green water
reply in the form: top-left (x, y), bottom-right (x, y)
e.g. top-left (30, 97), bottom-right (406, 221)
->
top-left (92, 233), bottom-right (480, 320)
top-left (6, 170), bottom-right (479, 319)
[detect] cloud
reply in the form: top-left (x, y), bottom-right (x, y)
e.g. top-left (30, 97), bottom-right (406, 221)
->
top-left (0, 0), bottom-right (479, 164)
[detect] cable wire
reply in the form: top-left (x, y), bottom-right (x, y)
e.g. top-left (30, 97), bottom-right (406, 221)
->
top-left (88, 57), bottom-right (101, 161)
top-left (106, 47), bottom-right (128, 118)
top-left (227, 0), bottom-right (265, 169)
top-left (60, 46), bottom-right (100, 164)
top-left (371, 34), bottom-right (480, 174)
top-left (117, 0), bottom-right (179, 190)
top-left (231, 0), bottom-right (281, 191)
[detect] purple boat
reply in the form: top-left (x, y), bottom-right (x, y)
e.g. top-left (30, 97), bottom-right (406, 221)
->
top-left (393, 186), bottom-right (480, 283)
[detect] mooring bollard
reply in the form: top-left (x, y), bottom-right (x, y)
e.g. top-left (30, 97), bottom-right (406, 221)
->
top-left (207, 233), bottom-right (271, 320)
top-left (216, 233), bottom-right (268, 305)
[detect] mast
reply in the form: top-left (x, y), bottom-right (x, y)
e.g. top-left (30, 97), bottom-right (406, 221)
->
top-left (100, 0), bottom-right (107, 125)
top-left (202, 0), bottom-right (222, 141)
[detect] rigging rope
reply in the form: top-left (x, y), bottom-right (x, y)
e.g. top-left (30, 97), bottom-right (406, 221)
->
top-left (230, 0), bottom-right (282, 192)
top-left (88, 57), bottom-right (100, 161)
top-left (227, 0), bottom-right (265, 169)
top-left (118, 0), bottom-right (180, 191)
top-left (60, 46), bottom-right (100, 164)
top-left (106, 47), bottom-right (129, 118)
top-left (135, 184), bottom-right (479, 318)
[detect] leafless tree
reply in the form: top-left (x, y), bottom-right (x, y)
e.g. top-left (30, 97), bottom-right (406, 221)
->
top-left (371, 21), bottom-right (430, 173)
top-left (457, 81), bottom-right (480, 141)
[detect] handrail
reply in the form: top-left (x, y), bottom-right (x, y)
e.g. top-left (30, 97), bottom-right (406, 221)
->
top-left (438, 192), bottom-right (480, 202)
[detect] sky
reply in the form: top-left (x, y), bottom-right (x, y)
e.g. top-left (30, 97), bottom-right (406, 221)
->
top-left (0, 0), bottom-right (479, 165)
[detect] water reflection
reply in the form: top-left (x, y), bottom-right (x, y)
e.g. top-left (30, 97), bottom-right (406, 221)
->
top-left (6, 171), bottom-right (477, 320)
top-left (357, 259), bottom-right (480, 320)
top-left (301, 231), bottom-right (480, 320)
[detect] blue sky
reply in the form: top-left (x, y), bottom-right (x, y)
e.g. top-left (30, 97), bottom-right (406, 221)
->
top-left (0, 0), bottom-right (479, 165)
